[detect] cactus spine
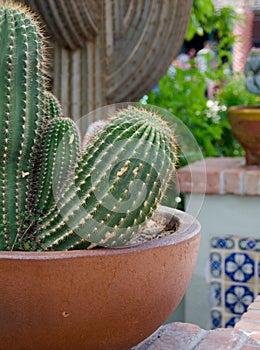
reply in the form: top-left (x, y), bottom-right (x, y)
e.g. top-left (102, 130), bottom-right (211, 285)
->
top-left (0, 3), bottom-right (45, 249)
top-left (35, 108), bottom-right (177, 250)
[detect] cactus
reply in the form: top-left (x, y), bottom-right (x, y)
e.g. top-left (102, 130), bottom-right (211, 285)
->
top-left (34, 108), bottom-right (177, 250)
top-left (0, 2), bottom-right (177, 251)
top-left (0, 2), bottom-right (45, 250)
top-left (44, 91), bottom-right (63, 120)
top-left (245, 49), bottom-right (260, 96)
top-left (29, 117), bottom-right (80, 218)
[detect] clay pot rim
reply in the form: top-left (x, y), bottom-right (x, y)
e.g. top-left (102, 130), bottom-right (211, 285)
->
top-left (0, 206), bottom-right (200, 260)
top-left (228, 105), bottom-right (260, 113)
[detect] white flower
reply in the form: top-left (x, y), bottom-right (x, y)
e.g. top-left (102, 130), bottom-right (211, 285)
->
top-left (206, 99), bottom-right (214, 108)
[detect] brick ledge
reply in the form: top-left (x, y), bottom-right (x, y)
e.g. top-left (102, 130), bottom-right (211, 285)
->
top-left (132, 296), bottom-right (260, 349)
top-left (177, 157), bottom-right (260, 196)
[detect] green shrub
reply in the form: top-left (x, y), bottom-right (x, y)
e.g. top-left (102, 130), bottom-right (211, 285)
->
top-left (142, 65), bottom-right (243, 164)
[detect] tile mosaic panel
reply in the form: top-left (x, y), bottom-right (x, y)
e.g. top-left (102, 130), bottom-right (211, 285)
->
top-left (209, 235), bottom-right (260, 329)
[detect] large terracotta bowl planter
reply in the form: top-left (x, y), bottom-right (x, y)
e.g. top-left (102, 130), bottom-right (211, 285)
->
top-left (228, 106), bottom-right (260, 165)
top-left (0, 206), bottom-right (200, 350)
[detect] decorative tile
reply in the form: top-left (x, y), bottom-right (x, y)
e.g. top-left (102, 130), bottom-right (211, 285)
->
top-left (225, 252), bottom-right (255, 283)
top-left (211, 237), bottom-right (235, 250)
top-left (209, 235), bottom-right (260, 330)
top-left (211, 309), bottom-right (222, 328)
top-left (224, 315), bottom-right (241, 328)
top-left (225, 285), bottom-right (254, 314)
top-left (210, 282), bottom-right (221, 307)
top-left (239, 238), bottom-right (260, 252)
top-left (210, 252), bottom-right (222, 278)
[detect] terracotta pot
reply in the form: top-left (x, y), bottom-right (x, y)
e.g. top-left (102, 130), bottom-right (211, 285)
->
top-left (228, 106), bottom-right (260, 165)
top-left (0, 206), bottom-right (200, 350)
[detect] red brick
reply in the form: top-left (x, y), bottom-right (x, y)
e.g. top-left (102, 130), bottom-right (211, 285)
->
top-left (177, 164), bottom-right (208, 194)
top-left (135, 296), bottom-right (260, 350)
top-left (142, 322), bottom-right (206, 350)
top-left (236, 320), bottom-right (260, 332)
top-left (254, 296), bottom-right (260, 303)
top-left (205, 171), bottom-right (221, 194)
top-left (249, 332), bottom-right (260, 343)
top-left (203, 157), bottom-right (245, 169)
top-left (240, 311), bottom-right (260, 321)
top-left (197, 328), bottom-right (247, 350)
top-left (244, 169), bottom-right (260, 196)
top-left (249, 303), bottom-right (260, 311)
top-left (223, 168), bottom-right (244, 194)
top-left (134, 323), bottom-right (256, 350)
top-left (241, 336), bottom-right (260, 349)
top-left (177, 157), bottom-right (251, 195)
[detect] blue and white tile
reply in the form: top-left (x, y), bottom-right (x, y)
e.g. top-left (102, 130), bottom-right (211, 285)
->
top-left (209, 235), bottom-right (260, 329)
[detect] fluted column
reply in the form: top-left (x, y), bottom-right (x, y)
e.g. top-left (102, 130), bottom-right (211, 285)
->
top-left (22, 0), bottom-right (193, 127)
top-left (232, 0), bottom-right (254, 72)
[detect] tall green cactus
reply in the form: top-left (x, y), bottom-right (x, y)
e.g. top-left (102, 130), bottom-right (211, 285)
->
top-left (35, 108), bottom-right (177, 250)
top-left (0, 2), bottom-right (45, 250)
top-left (0, 2), bottom-right (178, 251)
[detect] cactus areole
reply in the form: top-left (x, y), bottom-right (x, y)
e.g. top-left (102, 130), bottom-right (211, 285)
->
top-left (0, 2), bottom-right (178, 251)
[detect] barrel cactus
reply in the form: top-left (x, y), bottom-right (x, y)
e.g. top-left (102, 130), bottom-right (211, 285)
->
top-left (35, 108), bottom-right (177, 250)
top-left (0, 2), bottom-right (177, 251)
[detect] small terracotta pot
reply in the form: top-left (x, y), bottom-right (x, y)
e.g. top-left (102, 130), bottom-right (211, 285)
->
top-left (228, 106), bottom-right (260, 165)
top-left (0, 206), bottom-right (200, 350)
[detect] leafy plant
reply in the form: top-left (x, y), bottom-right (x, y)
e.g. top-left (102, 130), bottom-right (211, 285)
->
top-left (217, 74), bottom-right (259, 107)
top-left (186, 0), bottom-right (215, 40)
top-left (142, 2), bottom-right (248, 161)
top-left (0, 2), bottom-right (177, 251)
top-left (144, 62), bottom-right (243, 161)
top-left (186, 0), bottom-right (236, 43)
